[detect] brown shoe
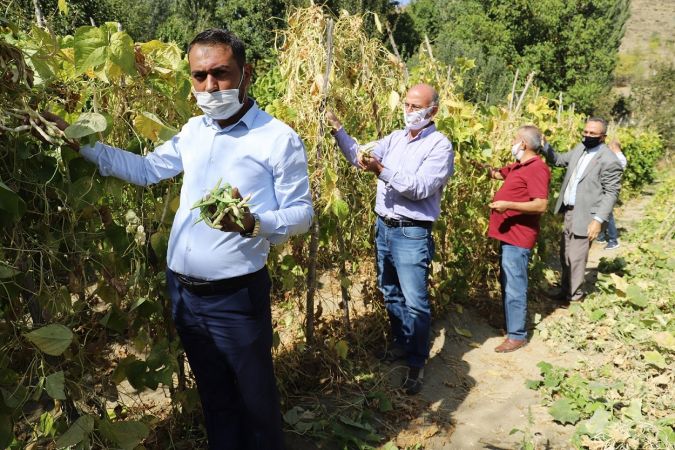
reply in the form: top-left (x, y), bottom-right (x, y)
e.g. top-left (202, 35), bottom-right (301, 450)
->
top-left (494, 338), bottom-right (527, 353)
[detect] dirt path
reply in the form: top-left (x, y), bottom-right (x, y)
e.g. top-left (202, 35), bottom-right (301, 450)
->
top-left (402, 183), bottom-right (656, 449)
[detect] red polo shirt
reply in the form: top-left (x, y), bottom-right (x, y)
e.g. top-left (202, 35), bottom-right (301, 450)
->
top-left (488, 156), bottom-right (551, 249)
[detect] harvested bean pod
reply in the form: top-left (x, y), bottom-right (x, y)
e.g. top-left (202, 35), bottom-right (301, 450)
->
top-left (191, 178), bottom-right (252, 230)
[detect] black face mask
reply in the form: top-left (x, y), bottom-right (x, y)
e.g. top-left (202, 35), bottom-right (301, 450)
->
top-left (582, 136), bottom-right (602, 149)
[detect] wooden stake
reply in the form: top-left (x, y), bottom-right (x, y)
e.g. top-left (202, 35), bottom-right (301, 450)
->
top-left (514, 71), bottom-right (535, 115)
top-left (385, 21), bottom-right (409, 83)
top-left (508, 69), bottom-right (519, 112)
top-left (306, 18), bottom-right (335, 345)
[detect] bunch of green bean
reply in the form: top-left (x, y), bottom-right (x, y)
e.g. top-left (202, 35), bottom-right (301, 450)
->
top-left (191, 178), bottom-right (251, 229)
top-left (359, 141), bottom-right (377, 158)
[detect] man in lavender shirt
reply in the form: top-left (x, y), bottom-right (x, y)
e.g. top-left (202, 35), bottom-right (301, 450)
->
top-left (326, 84), bottom-right (454, 395)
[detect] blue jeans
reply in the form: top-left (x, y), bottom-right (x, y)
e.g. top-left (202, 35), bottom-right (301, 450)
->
top-left (499, 243), bottom-right (531, 341)
top-left (375, 217), bottom-right (434, 368)
top-left (598, 212), bottom-right (618, 245)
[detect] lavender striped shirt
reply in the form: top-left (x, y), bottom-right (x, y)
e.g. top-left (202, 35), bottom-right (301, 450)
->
top-left (334, 124), bottom-right (454, 221)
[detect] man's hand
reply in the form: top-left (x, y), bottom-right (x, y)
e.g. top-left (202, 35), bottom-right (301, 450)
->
top-left (41, 111), bottom-right (79, 151)
top-left (587, 219), bottom-right (602, 241)
top-left (211, 187), bottom-right (255, 233)
top-left (608, 139), bottom-right (621, 154)
top-left (325, 110), bottom-right (342, 132)
top-left (489, 200), bottom-right (510, 213)
top-left (359, 154), bottom-right (384, 176)
top-left (469, 159), bottom-right (489, 172)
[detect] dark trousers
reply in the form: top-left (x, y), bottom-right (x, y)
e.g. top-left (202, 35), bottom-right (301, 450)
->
top-left (166, 268), bottom-right (284, 450)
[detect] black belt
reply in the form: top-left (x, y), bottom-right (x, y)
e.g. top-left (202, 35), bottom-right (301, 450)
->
top-left (378, 215), bottom-right (433, 229)
top-left (173, 267), bottom-right (267, 296)
top-left (563, 204), bottom-right (574, 211)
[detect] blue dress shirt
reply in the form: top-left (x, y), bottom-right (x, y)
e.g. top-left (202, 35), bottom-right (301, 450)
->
top-left (80, 102), bottom-right (313, 280)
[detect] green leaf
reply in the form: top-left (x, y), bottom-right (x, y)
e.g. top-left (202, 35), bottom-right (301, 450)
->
top-left (589, 309), bottom-right (606, 322)
top-left (453, 326), bottom-right (472, 338)
top-left (133, 112), bottom-right (178, 142)
top-left (55, 414), bottom-right (94, 448)
top-left (100, 305), bottom-right (127, 334)
top-left (73, 27), bottom-right (109, 74)
top-left (652, 331), bottom-right (675, 352)
top-left (578, 408), bottom-right (611, 436)
top-left (368, 390), bottom-right (393, 413)
top-left (658, 425), bottom-right (675, 446)
top-left (24, 324), bottom-right (74, 356)
top-left (64, 112), bottom-right (108, 139)
top-left (108, 32), bottom-right (136, 75)
top-left (150, 231), bottom-right (169, 262)
top-left (335, 339), bottom-right (348, 359)
top-left (626, 285), bottom-right (648, 308)
top-left (45, 371), bottom-right (66, 400)
top-left (0, 181), bottom-right (27, 225)
top-left (643, 350), bottom-right (667, 369)
top-left (0, 415), bottom-right (12, 449)
top-left (525, 379), bottom-right (542, 390)
top-left (622, 399), bottom-right (643, 421)
top-left (330, 197), bottom-right (349, 222)
top-left (548, 398), bottom-right (580, 424)
top-left (99, 420), bottom-right (149, 450)
top-left (57, 0), bottom-right (68, 15)
top-left (0, 261), bottom-right (19, 279)
top-left (283, 406), bottom-right (303, 426)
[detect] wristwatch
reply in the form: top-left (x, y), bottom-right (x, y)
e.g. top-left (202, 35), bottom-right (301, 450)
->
top-left (240, 213), bottom-right (260, 238)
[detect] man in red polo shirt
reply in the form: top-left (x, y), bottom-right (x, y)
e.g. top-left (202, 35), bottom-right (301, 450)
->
top-left (484, 125), bottom-right (551, 352)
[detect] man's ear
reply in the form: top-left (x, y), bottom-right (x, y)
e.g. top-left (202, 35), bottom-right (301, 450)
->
top-left (243, 63), bottom-right (253, 90)
top-left (429, 104), bottom-right (439, 118)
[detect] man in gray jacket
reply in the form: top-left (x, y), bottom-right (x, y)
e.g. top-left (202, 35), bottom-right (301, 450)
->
top-left (543, 117), bottom-right (623, 303)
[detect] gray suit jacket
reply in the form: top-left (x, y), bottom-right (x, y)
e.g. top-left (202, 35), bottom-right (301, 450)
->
top-left (543, 142), bottom-right (623, 236)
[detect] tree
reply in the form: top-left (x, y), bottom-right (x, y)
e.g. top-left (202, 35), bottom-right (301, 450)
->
top-left (406, 0), bottom-right (630, 112)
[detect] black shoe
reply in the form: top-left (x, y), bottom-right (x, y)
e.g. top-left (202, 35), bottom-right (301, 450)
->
top-left (374, 346), bottom-right (406, 363)
top-left (402, 367), bottom-right (424, 395)
top-left (546, 290), bottom-right (568, 302)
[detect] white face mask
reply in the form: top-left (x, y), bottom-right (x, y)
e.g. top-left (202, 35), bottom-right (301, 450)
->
top-left (192, 71), bottom-right (245, 120)
top-left (403, 106), bottom-right (434, 131)
top-left (511, 141), bottom-right (525, 161)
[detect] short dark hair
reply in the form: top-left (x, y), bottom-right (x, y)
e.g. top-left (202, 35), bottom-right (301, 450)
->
top-left (587, 116), bottom-right (608, 134)
top-left (187, 29), bottom-right (246, 69)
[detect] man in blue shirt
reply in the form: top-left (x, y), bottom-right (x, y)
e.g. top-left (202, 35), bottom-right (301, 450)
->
top-left (47, 29), bottom-right (313, 449)
top-left (326, 84), bottom-right (454, 395)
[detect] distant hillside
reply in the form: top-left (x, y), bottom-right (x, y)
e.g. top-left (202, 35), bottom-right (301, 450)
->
top-left (616, 0), bottom-right (675, 84)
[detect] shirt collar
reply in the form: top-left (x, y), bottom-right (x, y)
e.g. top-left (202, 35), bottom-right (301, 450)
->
top-left (202, 99), bottom-right (259, 131)
top-left (407, 122), bottom-right (437, 141)
top-left (514, 155), bottom-right (540, 168)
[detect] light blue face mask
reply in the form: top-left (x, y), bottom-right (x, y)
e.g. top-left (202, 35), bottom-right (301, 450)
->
top-left (192, 70), bottom-right (245, 120)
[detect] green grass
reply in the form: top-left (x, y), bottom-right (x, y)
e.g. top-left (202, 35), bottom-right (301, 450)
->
top-left (531, 166), bottom-right (675, 449)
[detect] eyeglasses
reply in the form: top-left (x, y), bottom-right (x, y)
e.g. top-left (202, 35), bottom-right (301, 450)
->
top-left (403, 102), bottom-right (433, 112)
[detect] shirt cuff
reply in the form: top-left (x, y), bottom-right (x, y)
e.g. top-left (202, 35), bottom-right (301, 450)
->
top-left (593, 216), bottom-right (604, 223)
top-left (257, 210), bottom-right (279, 238)
top-left (379, 167), bottom-right (394, 183)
